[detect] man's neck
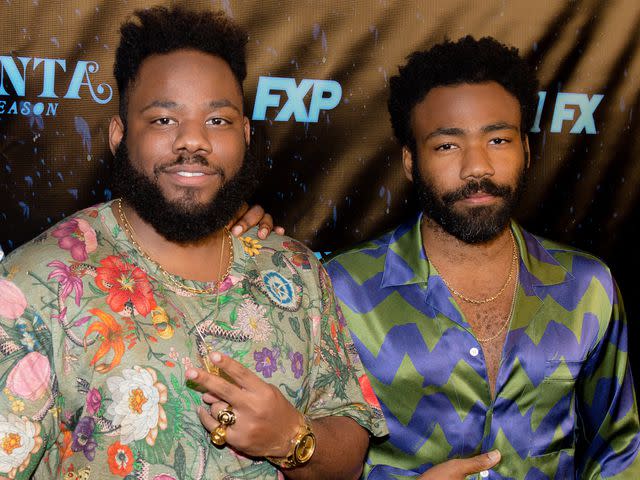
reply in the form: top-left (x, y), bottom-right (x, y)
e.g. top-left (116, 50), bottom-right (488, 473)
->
top-left (113, 201), bottom-right (231, 283)
top-left (421, 216), bottom-right (514, 271)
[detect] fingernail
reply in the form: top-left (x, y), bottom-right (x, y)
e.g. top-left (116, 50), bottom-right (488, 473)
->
top-left (209, 352), bottom-right (222, 363)
top-left (259, 228), bottom-right (268, 238)
top-left (231, 225), bottom-right (242, 236)
top-left (487, 450), bottom-right (500, 462)
top-left (185, 369), bottom-right (197, 380)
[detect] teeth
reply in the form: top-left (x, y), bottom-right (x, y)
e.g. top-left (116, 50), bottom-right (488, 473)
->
top-left (176, 171), bottom-right (205, 177)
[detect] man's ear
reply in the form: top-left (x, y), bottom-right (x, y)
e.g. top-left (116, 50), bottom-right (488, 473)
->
top-left (523, 134), bottom-right (531, 169)
top-left (402, 146), bottom-right (415, 182)
top-left (108, 116), bottom-right (125, 155)
top-left (243, 116), bottom-right (250, 146)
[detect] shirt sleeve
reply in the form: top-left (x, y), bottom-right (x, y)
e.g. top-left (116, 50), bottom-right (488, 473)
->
top-left (305, 264), bottom-right (387, 438)
top-left (576, 280), bottom-right (640, 479)
top-left (0, 267), bottom-right (60, 479)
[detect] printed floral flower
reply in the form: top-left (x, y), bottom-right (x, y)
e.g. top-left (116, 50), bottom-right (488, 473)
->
top-left (47, 261), bottom-right (84, 307)
top-left (358, 374), bottom-right (381, 409)
top-left (151, 307), bottom-right (174, 340)
top-left (95, 255), bottom-right (156, 316)
top-left (107, 440), bottom-right (134, 477)
top-left (6, 352), bottom-right (50, 401)
top-left (106, 366), bottom-right (168, 445)
top-left (10, 401), bottom-right (24, 414)
top-left (85, 388), bottom-right (102, 415)
top-left (51, 218), bottom-right (97, 262)
top-left (254, 348), bottom-right (279, 378)
top-left (218, 274), bottom-right (242, 294)
top-left (84, 309), bottom-right (125, 373)
top-left (168, 347), bottom-right (179, 361)
top-left (291, 253), bottom-right (311, 270)
top-left (0, 414), bottom-right (43, 479)
top-left (0, 279), bottom-right (27, 320)
top-left (57, 422), bottom-right (73, 462)
top-left (71, 417), bottom-right (97, 461)
top-left (236, 300), bottom-right (272, 342)
top-left (289, 351), bottom-right (304, 379)
top-left (152, 475), bottom-right (177, 480)
top-left (262, 271), bottom-right (295, 307)
top-left (240, 236), bottom-right (262, 257)
top-left (282, 240), bottom-right (307, 253)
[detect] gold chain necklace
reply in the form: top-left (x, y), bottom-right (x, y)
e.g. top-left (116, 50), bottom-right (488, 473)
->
top-left (476, 260), bottom-right (519, 343)
top-left (116, 198), bottom-right (233, 295)
top-left (433, 229), bottom-right (518, 305)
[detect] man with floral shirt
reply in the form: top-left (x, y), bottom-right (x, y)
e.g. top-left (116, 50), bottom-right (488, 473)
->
top-left (0, 6), bottom-right (384, 480)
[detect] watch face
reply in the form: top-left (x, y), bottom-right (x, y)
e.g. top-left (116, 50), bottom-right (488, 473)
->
top-left (294, 433), bottom-right (316, 463)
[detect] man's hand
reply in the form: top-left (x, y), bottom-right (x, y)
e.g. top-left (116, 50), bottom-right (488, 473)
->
top-left (187, 351), bottom-right (302, 457)
top-left (417, 450), bottom-right (501, 479)
top-left (229, 203), bottom-right (285, 239)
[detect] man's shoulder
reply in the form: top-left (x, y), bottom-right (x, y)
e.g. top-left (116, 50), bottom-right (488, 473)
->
top-left (3, 203), bottom-right (109, 274)
top-left (524, 228), bottom-right (614, 286)
top-left (323, 228), bottom-right (395, 284)
top-left (237, 228), bottom-right (323, 276)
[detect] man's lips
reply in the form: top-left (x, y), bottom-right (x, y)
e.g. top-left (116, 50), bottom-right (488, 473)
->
top-left (160, 165), bottom-right (222, 186)
top-left (458, 192), bottom-right (498, 204)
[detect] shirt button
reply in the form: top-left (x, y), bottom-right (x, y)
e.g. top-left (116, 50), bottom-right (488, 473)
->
top-left (469, 347), bottom-right (479, 357)
top-left (480, 470), bottom-right (489, 478)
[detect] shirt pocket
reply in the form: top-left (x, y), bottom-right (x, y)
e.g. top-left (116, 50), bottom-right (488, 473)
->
top-left (529, 359), bottom-right (583, 457)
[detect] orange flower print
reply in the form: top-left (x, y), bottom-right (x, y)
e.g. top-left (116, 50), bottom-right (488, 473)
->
top-left (358, 374), bottom-right (381, 409)
top-left (84, 309), bottom-right (125, 373)
top-left (95, 256), bottom-right (156, 316)
top-left (107, 441), bottom-right (134, 477)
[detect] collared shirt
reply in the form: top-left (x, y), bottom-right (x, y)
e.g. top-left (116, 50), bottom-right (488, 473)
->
top-left (0, 201), bottom-right (386, 479)
top-left (325, 215), bottom-right (640, 479)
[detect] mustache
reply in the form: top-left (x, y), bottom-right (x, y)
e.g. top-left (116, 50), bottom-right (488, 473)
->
top-left (442, 178), bottom-right (513, 205)
top-left (153, 154), bottom-right (225, 177)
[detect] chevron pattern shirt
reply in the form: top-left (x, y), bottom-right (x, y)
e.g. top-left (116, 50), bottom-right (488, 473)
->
top-left (325, 215), bottom-right (640, 479)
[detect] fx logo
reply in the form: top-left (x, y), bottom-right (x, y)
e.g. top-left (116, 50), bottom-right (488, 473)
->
top-left (531, 91), bottom-right (604, 134)
top-left (252, 76), bottom-right (342, 122)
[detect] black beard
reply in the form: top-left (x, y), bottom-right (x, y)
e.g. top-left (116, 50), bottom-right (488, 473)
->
top-left (413, 161), bottom-right (525, 244)
top-left (111, 138), bottom-right (260, 244)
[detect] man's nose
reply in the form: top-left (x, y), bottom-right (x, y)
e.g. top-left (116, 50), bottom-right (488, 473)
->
top-left (460, 144), bottom-right (495, 180)
top-left (173, 120), bottom-right (212, 155)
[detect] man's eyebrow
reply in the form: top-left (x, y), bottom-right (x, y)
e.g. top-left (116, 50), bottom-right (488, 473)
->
top-left (423, 127), bottom-right (466, 141)
top-left (139, 99), bottom-right (242, 113)
top-left (481, 122), bottom-right (520, 133)
top-left (209, 99), bottom-right (241, 112)
top-left (140, 100), bottom-right (179, 113)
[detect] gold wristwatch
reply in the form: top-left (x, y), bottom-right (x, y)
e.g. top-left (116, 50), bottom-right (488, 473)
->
top-left (266, 415), bottom-right (316, 469)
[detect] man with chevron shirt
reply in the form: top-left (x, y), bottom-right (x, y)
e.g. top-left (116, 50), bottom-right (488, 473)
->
top-left (324, 36), bottom-right (640, 479)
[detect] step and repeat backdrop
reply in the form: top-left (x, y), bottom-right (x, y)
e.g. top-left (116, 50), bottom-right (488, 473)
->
top-left (1, 0), bottom-right (639, 372)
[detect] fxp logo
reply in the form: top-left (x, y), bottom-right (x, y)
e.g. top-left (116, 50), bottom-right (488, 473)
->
top-left (252, 76), bottom-right (342, 123)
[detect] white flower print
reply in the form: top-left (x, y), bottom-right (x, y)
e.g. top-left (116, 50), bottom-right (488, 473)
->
top-left (106, 366), bottom-right (168, 445)
top-left (0, 414), bottom-right (42, 479)
top-left (236, 299), bottom-right (273, 342)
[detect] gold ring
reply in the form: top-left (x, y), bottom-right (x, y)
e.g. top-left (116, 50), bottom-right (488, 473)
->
top-left (216, 407), bottom-right (236, 426)
top-left (210, 425), bottom-right (227, 446)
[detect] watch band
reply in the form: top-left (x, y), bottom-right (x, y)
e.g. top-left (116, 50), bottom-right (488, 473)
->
top-left (266, 415), bottom-right (316, 469)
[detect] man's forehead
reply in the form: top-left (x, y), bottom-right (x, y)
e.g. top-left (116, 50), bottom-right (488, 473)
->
top-left (411, 81), bottom-right (522, 133)
top-left (127, 49), bottom-right (243, 102)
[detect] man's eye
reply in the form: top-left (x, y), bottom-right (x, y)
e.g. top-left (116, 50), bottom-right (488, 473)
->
top-left (435, 143), bottom-right (455, 151)
top-left (207, 118), bottom-right (230, 125)
top-left (153, 118), bottom-right (175, 126)
top-left (490, 138), bottom-right (510, 145)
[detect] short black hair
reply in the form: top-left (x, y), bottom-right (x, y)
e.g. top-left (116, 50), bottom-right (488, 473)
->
top-left (114, 5), bottom-right (248, 121)
top-left (388, 35), bottom-right (538, 151)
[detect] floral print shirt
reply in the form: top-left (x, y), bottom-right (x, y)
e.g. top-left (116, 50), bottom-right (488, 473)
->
top-left (0, 201), bottom-right (386, 480)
